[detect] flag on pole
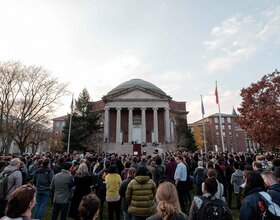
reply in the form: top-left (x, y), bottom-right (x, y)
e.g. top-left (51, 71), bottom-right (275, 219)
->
top-left (215, 83), bottom-right (219, 104)
top-left (201, 95), bottom-right (205, 115)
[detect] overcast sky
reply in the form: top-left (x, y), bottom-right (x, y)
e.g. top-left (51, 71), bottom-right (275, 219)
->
top-left (0, 0), bottom-right (279, 123)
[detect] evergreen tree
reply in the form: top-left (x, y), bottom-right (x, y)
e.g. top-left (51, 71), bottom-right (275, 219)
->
top-left (62, 89), bottom-right (102, 152)
top-left (176, 117), bottom-right (198, 152)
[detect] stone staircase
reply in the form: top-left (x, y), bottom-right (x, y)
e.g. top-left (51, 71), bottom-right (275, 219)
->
top-left (102, 142), bottom-right (176, 156)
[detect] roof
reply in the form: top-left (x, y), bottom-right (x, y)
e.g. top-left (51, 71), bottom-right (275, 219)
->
top-left (106, 78), bottom-right (166, 96)
top-left (52, 115), bottom-right (68, 121)
top-left (209, 113), bottom-right (238, 118)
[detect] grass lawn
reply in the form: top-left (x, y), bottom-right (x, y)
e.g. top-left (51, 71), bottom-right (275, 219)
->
top-left (41, 189), bottom-right (239, 220)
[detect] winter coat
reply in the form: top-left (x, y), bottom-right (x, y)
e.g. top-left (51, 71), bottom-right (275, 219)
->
top-left (33, 167), bottom-right (54, 192)
top-left (239, 187), bottom-right (264, 220)
top-left (231, 170), bottom-right (244, 193)
top-left (0, 165), bottom-right (22, 200)
top-left (126, 175), bottom-right (156, 217)
top-left (165, 160), bottom-right (177, 181)
top-left (267, 183), bottom-right (280, 206)
top-left (68, 174), bottom-right (92, 220)
top-left (105, 173), bottom-right (121, 201)
top-left (119, 177), bottom-right (133, 211)
top-left (50, 169), bottom-right (74, 204)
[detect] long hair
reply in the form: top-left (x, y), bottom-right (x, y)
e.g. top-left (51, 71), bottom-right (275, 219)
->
top-left (6, 184), bottom-right (36, 218)
top-left (243, 171), bottom-right (265, 197)
top-left (156, 181), bottom-right (182, 220)
top-left (76, 163), bottom-right (90, 176)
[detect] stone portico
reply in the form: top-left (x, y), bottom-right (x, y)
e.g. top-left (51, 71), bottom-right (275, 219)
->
top-left (92, 79), bottom-right (188, 153)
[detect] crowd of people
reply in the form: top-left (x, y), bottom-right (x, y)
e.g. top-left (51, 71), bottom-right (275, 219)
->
top-left (0, 150), bottom-right (280, 220)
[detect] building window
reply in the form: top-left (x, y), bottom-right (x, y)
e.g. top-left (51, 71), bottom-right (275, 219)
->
top-left (228, 124), bottom-right (232, 129)
top-left (221, 117), bottom-right (225, 123)
top-left (227, 117), bottom-right (231, 123)
top-left (216, 131), bottom-right (219, 136)
top-left (229, 131), bottom-right (232, 136)
top-left (222, 125), bottom-right (225, 130)
top-left (214, 117), bottom-right (218, 123)
top-left (222, 132), bottom-right (226, 136)
top-left (215, 125), bottom-right (219, 129)
top-left (133, 115), bottom-right (141, 125)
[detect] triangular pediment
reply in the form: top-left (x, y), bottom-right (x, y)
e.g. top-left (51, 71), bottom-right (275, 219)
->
top-left (103, 87), bottom-right (171, 101)
top-left (116, 89), bottom-right (161, 100)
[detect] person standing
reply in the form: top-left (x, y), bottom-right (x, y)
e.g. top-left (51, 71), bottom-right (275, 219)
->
top-left (189, 177), bottom-right (232, 220)
top-left (50, 162), bottom-right (74, 220)
top-left (33, 158), bottom-right (54, 220)
top-left (119, 167), bottom-right (136, 220)
top-left (105, 165), bottom-right (122, 220)
top-left (68, 163), bottom-right (92, 220)
top-left (165, 156), bottom-right (177, 181)
top-left (2, 184), bottom-right (36, 220)
top-left (239, 171), bottom-right (266, 220)
top-left (174, 155), bottom-right (187, 213)
top-left (261, 171), bottom-right (280, 206)
top-left (193, 161), bottom-right (204, 196)
top-left (0, 158), bottom-right (22, 217)
top-left (126, 166), bottom-right (156, 220)
top-left (230, 161), bottom-right (244, 209)
top-left (146, 181), bottom-right (188, 220)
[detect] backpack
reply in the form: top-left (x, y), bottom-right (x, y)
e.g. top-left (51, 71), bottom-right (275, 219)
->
top-left (0, 170), bottom-right (16, 200)
top-left (196, 196), bottom-right (232, 220)
top-left (258, 191), bottom-right (280, 220)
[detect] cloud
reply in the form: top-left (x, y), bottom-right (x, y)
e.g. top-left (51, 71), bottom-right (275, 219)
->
top-left (257, 5), bottom-right (280, 42)
top-left (203, 40), bottom-right (222, 50)
top-left (207, 47), bottom-right (256, 72)
top-left (211, 16), bottom-right (240, 36)
top-left (204, 6), bottom-right (280, 73)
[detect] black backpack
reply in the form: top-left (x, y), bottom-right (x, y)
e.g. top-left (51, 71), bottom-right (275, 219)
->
top-left (0, 170), bottom-right (16, 200)
top-left (196, 195), bottom-right (232, 220)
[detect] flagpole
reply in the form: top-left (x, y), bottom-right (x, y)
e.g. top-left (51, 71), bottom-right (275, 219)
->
top-left (215, 81), bottom-right (225, 152)
top-left (201, 95), bottom-right (207, 152)
top-left (67, 94), bottom-right (74, 153)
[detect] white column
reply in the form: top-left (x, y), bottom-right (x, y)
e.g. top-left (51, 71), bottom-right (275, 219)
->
top-left (141, 107), bottom-right (146, 143)
top-left (128, 107), bottom-right (133, 143)
top-left (153, 107), bottom-right (158, 143)
top-left (164, 107), bottom-right (170, 142)
top-left (104, 107), bottom-right (109, 142)
top-left (116, 107), bottom-right (121, 143)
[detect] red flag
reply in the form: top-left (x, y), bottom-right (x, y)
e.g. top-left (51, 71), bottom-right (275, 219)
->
top-left (215, 85), bottom-right (219, 104)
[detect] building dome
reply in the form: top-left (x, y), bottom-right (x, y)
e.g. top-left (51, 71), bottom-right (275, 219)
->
top-left (107, 79), bottom-right (166, 95)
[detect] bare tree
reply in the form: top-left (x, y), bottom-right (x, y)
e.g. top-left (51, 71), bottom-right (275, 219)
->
top-left (0, 61), bottom-right (69, 154)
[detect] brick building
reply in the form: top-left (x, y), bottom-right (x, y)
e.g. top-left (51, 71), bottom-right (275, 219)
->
top-left (189, 109), bottom-right (259, 152)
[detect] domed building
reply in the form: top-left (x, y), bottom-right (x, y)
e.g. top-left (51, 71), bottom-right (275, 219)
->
top-left (91, 79), bottom-right (188, 153)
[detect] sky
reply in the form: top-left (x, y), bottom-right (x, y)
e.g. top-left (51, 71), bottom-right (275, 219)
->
top-left (0, 0), bottom-right (279, 123)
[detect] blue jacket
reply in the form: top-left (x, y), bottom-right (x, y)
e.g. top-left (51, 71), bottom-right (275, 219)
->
top-left (240, 187), bottom-right (264, 220)
top-left (268, 183), bottom-right (280, 206)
